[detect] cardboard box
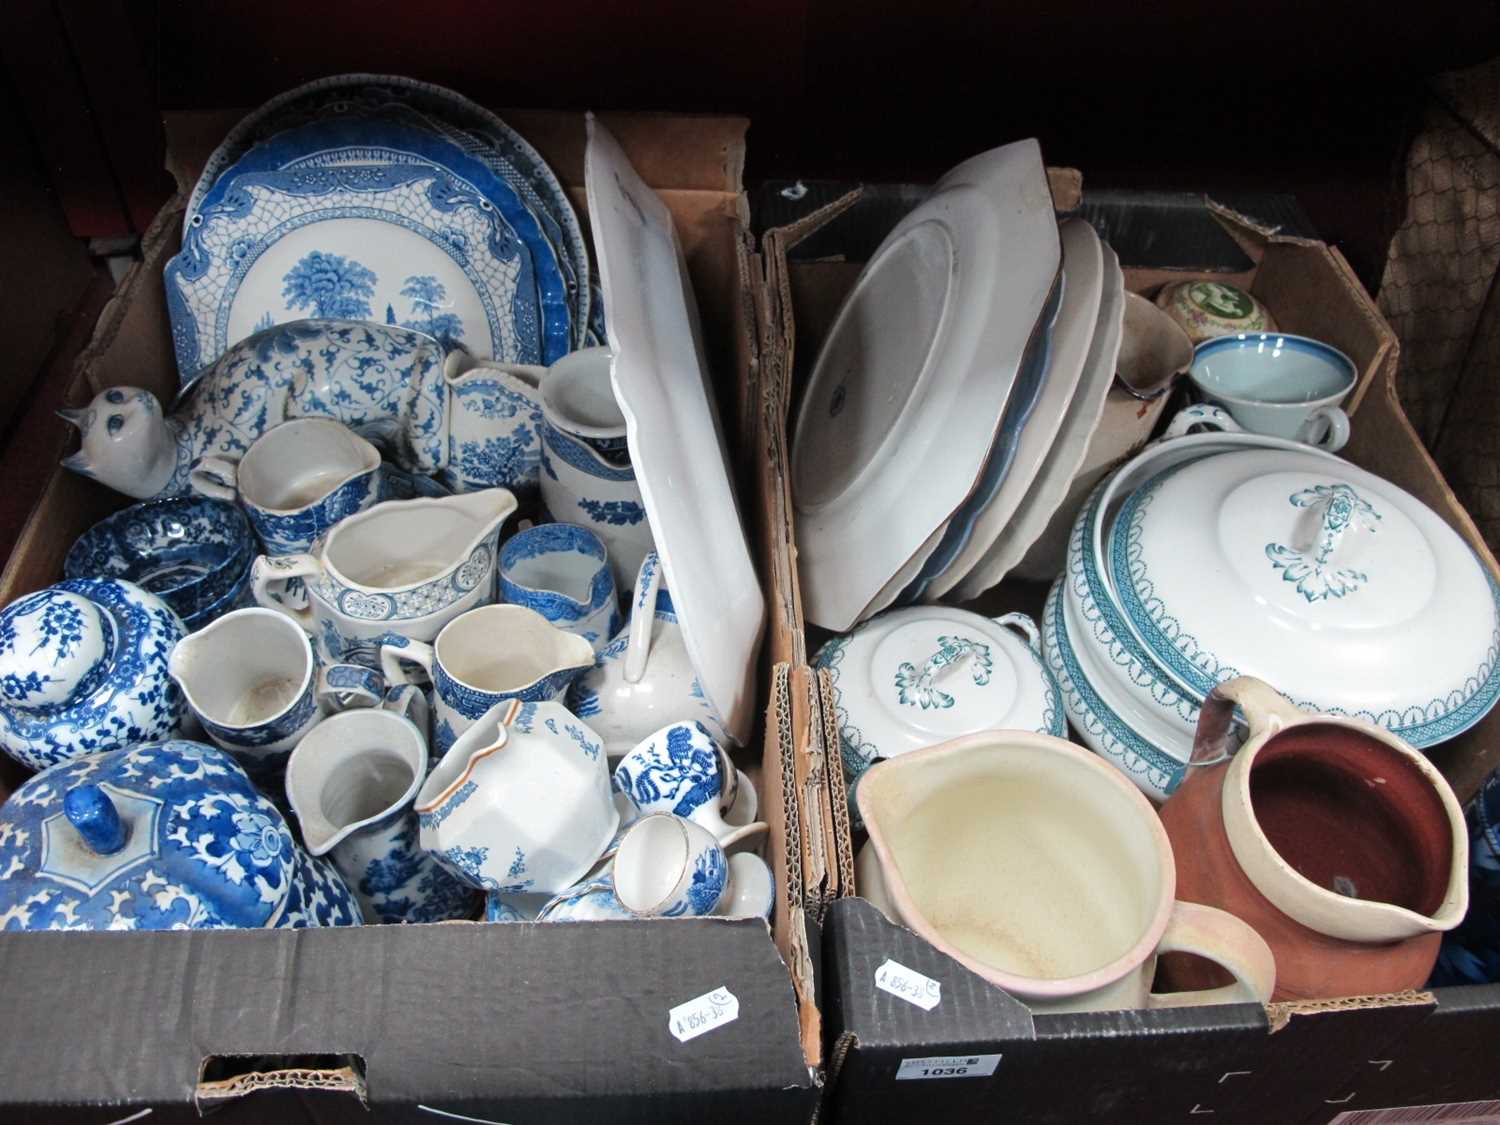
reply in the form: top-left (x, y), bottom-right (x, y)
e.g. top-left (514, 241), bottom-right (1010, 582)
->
top-left (754, 180), bottom-right (1500, 1124)
top-left (0, 110), bottom-right (822, 1123)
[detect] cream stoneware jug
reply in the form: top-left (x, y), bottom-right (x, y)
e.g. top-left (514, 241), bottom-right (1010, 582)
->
top-left (856, 730), bottom-right (1277, 1014)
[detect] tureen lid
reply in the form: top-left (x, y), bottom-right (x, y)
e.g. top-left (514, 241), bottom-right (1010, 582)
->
top-left (813, 605), bottom-right (1064, 766)
top-left (1109, 448), bottom-right (1500, 743)
top-left (0, 740), bottom-right (307, 930)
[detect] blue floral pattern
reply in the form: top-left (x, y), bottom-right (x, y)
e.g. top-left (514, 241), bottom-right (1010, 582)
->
top-left (166, 113), bottom-right (572, 381)
top-left (0, 580), bottom-right (187, 772)
top-left (614, 722), bottom-right (720, 819)
top-left (577, 499), bottom-right (647, 526)
top-left (893, 636), bottom-right (993, 710)
top-left (0, 741), bottom-right (361, 930)
top-left (663, 845), bottom-right (727, 917)
top-left (441, 373), bottom-right (544, 497)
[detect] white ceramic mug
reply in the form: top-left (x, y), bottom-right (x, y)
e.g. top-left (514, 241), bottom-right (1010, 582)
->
top-left (1188, 333), bottom-right (1355, 452)
top-left (168, 607), bottom-right (381, 772)
top-left (856, 731), bottom-right (1276, 1014)
top-left (192, 417), bottom-right (384, 555)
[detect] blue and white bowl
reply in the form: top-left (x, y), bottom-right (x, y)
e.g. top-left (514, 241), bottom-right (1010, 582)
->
top-left (65, 497), bottom-right (255, 620)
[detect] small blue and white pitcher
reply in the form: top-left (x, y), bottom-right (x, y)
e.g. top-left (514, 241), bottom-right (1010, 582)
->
top-left (500, 522), bottom-right (619, 651)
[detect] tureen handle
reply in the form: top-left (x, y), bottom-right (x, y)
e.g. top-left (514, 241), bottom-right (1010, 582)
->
top-left (63, 784), bottom-right (127, 855)
top-left (1162, 403), bottom-right (1242, 440)
top-left (250, 554), bottom-right (321, 632)
top-left (1188, 676), bottom-right (1307, 770)
top-left (993, 612), bottom-right (1042, 654)
top-left (625, 553), bottom-right (663, 685)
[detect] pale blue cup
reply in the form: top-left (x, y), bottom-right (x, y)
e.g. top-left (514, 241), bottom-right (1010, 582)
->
top-left (1189, 333), bottom-right (1356, 451)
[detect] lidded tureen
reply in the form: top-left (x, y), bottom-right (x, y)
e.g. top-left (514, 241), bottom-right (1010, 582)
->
top-left (813, 606), bottom-right (1065, 812)
top-left (1107, 446), bottom-right (1500, 743)
top-left (0, 578), bottom-right (188, 770)
top-left (0, 740), bottom-right (363, 930)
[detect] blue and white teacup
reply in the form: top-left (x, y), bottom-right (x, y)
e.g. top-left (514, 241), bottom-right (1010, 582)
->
top-left (612, 812), bottom-right (729, 918)
top-left (500, 523), bottom-right (619, 651)
top-left (539, 348), bottom-right (654, 590)
top-left (380, 604), bottom-right (595, 756)
top-left (613, 720), bottom-right (738, 837)
top-left (192, 417), bottom-right (383, 555)
top-left (168, 607), bottom-right (382, 776)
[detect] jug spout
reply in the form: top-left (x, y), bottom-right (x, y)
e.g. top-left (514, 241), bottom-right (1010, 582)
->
top-left (445, 488), bottom-right (519, 539)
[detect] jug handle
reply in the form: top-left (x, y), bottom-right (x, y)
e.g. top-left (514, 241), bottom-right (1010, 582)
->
top-left (1189, 676), bottom-right (1306, 769)
top-left (316, 663), bottom-right (383, 712)
top-left (625, 553), bottom-right (662, 685)
top-left (189, 455), bottom-right (240, 502)
top-left (1146, 900), bottom-right (1277, 1009)
top-left (993, 612), bottom-right (1042, 654)
top-left (251, 554), bottom-right (320, 632)
top-left (381, 635), bottom-right (436, 686)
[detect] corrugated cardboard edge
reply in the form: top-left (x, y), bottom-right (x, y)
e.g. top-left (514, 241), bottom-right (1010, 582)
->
top-left (1266, 990), bottom-right (1433, 1034)
top-left (764, 661), bottom-right (822, 1070)
top-left (819, 668), bottom-right (857, 900)
top-left (196, 1064), bottom-right (368, 1112)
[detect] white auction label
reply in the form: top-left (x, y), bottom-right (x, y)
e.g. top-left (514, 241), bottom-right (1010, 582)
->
top-left (895, 1054), bottom-right (1003, 1081)
top-left (874, 958), bottom-right (942, 1010)
top-left (668, 986), bottom-right (740, 1043)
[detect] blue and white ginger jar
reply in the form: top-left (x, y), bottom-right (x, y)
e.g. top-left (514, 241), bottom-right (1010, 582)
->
top-left (0, 579), bottom-right (189, 771)
top-left (0, 739), bottom-right (362, 930)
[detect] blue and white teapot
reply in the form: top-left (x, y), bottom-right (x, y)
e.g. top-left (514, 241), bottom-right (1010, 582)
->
top-left (0, 578), bottom-right (188, 771)
top-left (0, 739), bottom-right (362, 930)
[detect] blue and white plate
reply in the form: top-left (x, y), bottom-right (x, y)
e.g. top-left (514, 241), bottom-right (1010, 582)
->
top-left (167, 118), bottom-right (569, 382)
top-left (185, 74), bottom-right (590, 347)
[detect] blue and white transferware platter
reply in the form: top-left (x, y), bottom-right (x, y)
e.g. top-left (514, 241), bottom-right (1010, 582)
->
top-left (185, 74), bottom-right (590, 347)
top-left (0, 740), bottom-right (361, 930)
top-left (166, 121), bottom-right (565, 382)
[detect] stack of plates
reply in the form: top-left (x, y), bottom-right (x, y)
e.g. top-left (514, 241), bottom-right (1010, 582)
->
top-left (791, 140), bottom-right (1126, 630)
top-left (168, 74), bottom-right (592, 385)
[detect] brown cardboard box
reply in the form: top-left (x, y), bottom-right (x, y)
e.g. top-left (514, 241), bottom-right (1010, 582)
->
top-left (757, 179), bottom-right (1500, 1124)
top-left (0, 110), bottom-right (821, 1123)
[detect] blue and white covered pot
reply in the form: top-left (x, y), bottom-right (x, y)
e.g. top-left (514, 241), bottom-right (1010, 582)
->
top-left (0, 578), bottom-right (189, 771)
top-left (0, 739), bottom-right (362, 930)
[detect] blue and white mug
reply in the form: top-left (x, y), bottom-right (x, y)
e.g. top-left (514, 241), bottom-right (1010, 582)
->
top-left (380, 603), bottom-right (595, 756)
top-left (192, 417), bottom-right (384, 555)
top-left (538, 348), bottom-right (654, 590)
top-left (168, 607), bottom-right (382, 775)
top-left (500, 522), bottom-right (619, 651)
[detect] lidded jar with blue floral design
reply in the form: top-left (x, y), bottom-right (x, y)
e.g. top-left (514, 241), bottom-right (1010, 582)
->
top-left (0, 578), bottom-right (189, 771)
top-left (0, 740), bottom-right (363, 930)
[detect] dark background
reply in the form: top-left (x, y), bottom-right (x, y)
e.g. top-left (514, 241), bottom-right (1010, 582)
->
top-left (7, 0), bottom-right (1500, 289)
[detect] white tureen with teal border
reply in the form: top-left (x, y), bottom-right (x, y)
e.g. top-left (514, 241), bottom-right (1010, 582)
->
top-left (813, 605), bottom-right (1064, 820)
top-left (1106, 446), bottom-right (1500, 746)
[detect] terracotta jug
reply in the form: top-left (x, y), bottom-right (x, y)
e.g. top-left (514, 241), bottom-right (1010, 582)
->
top-left (1158, 677), bottom-right (1469, 1001)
